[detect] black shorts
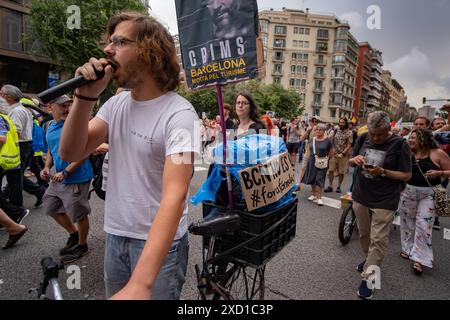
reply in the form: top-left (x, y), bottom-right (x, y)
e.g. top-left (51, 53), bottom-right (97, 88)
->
top-left (286, 142), bottom-right (300, 154)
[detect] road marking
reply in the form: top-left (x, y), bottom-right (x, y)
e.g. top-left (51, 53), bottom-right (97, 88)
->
top-left (444, 228), bottom-right (450, 241)
top-left (320, 196), bottom-right (342, 209)
top-left (194, 167), bottom-right (208, 172)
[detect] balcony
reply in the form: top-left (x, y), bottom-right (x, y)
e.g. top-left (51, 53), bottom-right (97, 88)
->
top-left (332, 60), bottom-right (346, 66)
top-left (315, 59), bottom-right (327, 66)
top-left (329, 87), bottom-right (343, 93)
top-left (314, 73), bottom-right (326, 79)
top-left (316, 44), bottom-right (329, 53)
top-left (313, 87), bottom-right (324, 93)
top-left (317, 34), bottom-right (329, 40)
top-left (274, 30), bottom-right (287, 37)
top-left (331, 74), bottom-right (345, 80)
top-left (368, 90), bottom-right (381, 99)
top-left (367, 98), bottom-right (380, 108)
top-left (312, 101), bottom-right (323, 108)
top-left (372, 53), bottom-right (383, 65)
top-left (344, 78), bottom-right (355, 87)
top-left (272, 69), bottom-right (283, 76)
top-left (370, 81), bottom-right (382, 92)
top-left (370, 72), bottom-right (382, 82)
top-left (272, 56), bottom-right (285, 62)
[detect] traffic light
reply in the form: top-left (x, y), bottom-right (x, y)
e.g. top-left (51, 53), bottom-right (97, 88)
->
top-left (422, 97), bottom-right (426, 104)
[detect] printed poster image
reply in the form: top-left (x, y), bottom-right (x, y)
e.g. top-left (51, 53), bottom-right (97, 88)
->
top-left (175, 0), bottom-right (260, 89)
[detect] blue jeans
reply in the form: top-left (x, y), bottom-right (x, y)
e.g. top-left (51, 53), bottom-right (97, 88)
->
top-left (104, 232), bottom-right (189, 300)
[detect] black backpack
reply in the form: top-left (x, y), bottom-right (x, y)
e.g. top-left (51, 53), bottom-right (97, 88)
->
top-left (89, 153), bottom-right (106, 200)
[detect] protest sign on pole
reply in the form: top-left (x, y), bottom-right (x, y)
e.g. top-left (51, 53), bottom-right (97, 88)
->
top-left (175, 0), bottom-right (261, 89)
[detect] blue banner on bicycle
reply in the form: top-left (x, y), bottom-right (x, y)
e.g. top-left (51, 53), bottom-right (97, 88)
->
top-left (175, 0), bottom-right (260, 89)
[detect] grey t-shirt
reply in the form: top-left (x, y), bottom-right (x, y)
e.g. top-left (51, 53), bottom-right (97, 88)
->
top-left (352, 133), bottom-right (412, 211)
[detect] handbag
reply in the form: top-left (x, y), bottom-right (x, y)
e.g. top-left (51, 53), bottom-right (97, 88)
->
top-left (416, 160), bottom-right (450, 217)
top-left (312, 137), bottom-right (329, 169)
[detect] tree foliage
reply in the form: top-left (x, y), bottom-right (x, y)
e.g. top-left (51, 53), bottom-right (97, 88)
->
top-left (27, 0), bottom-right (147, 102)
top-left (179, 80), bottom-right (303, 120)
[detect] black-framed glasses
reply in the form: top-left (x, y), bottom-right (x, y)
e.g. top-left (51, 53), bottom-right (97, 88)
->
top-left (105, 36), bottom-right (136, 48)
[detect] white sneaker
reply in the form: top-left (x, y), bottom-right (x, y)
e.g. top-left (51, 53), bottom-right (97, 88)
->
top-left (308, 195), bottom-right (316, 201)
top-left (317, 199), bottom-right (324, 206)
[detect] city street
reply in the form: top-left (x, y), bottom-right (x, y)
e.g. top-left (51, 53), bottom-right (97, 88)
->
top-left (1, 166), bottom-right (449, 300)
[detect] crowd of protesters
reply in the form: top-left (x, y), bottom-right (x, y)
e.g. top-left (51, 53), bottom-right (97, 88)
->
top-left (1, 10), bottom-right (449, 301)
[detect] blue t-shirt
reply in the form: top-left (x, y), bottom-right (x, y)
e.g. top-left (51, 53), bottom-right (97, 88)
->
top-left (0, 116), bottom-right (9, 136)
top-left (46, 120), bottom-right (93, 184)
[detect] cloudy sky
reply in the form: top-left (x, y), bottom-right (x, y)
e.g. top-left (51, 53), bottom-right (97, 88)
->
top-left (149, 0), bottom-right (450, 109)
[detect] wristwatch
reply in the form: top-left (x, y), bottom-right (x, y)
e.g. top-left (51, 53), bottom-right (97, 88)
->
top-left (62, 169), bottom-right (71, 178)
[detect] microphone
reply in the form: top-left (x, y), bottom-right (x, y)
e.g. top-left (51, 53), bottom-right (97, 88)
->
top-left (37, 62), bottom-right (118, 104)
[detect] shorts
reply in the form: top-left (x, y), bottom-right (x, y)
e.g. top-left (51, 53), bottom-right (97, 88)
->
top-left (43, 181), bottom-right (91, 223)
top-left (328, 155), bottom-right (349, 175)
top-left (286, 142), bottom-right (300, 154)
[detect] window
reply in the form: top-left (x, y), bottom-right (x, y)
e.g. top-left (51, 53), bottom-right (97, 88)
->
top-left (274, 64), bottom-right (282, 73)
top-left (314, 94), bottom-right (322, 103)
top-left (316, 67), bottom-right (324, 76)
top-left (0, 8), bottom-right (23, 51)
top-left (317, 29), bottom-right (329, 38)
top-left (273, 77), bottom-right (281, 84)
top-left (290, 79), bottom-right (295, 87)
top-left (291, 65), bottom-right (296, 73)
top-left (291, 52), bottom-right (298, 60)
top-left (334, 40), bottom-right (347, 52)
top-left (305, 28), bottom-right (310, 35)
top-left (301, 79), bottom-right (307, 87)
top-left (304, 41), bottom-right (309, 48)
top-left (274, 51), bottom-right (283, 60)
top-left (296, 65), bottom-right (302, 73)
top-left (315, 80), bottom-right (323, 90)
top-left (333, 55), bottom-right (345, 63)
top-left (295, 79), bottom-right (301, 87)
top-left (262, 35), bottom-right (268, 46)
top-left (318, 54), bottom-right (324, 64)
top-left (274, 39), bottom-right (285, 48)
top-left (293, 40), bottom-right (298, 47)
top-left (316, 42), bottom-right (328, 51)
top-left (313, 109), bottom-right (321, 116)
top-left (302, 66), bottom-right (308, 73)
top-left (330, 109), bottom-right (336, 118)
top-left (337, 27), bottom-right (348, 39)
top-left (303, 53), bottom-right (309, 60)
top-left (260, 20), bottom-right (269, 33)
top-left (274, 25), bottom-right (287, 35)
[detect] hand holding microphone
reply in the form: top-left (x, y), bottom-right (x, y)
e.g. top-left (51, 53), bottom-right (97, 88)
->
top-left (74, 58), bottom-right (114, 100)
top-left (37, 57), bottom-right (117, 104)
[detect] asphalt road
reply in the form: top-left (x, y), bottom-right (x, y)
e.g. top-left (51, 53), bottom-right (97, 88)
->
top-left (1, 166), bottom-right (449, 300)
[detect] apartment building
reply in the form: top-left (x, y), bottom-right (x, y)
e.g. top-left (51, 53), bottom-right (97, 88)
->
top-left (354, 42), bottom-right (384, 119)
top-left (381, 70), bottom-right (406, 118)
top-left (0, 0), bottom-right (52, 93)
top-left (259, 8), bottom-right (357, 123)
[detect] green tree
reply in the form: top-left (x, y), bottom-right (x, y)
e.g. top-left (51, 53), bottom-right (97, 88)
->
top-left (27, 0), bottom-right (147, 103)
top-left (180, 80), bottom-right (303, 120)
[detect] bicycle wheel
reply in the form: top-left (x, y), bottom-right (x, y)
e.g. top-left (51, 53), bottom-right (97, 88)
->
top-left (338, 205), bottom-right (356, 245)
top-left (219, 262), bottom-right (265, 300)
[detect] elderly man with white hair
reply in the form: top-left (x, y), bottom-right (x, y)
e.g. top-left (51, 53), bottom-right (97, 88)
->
top-left (349, 111), bottom-right (412, 300)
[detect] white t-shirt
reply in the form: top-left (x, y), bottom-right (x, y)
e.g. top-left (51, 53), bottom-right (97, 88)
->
top-left (96, 91), bottom-right (201, 240)
top-left (8, 103), bottom-right (33, 142)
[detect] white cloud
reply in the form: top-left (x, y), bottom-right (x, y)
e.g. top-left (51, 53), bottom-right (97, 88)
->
top-left (339, 11), bottom-right (365, 29)
top-left (386, 48), bottom-right (450, 108)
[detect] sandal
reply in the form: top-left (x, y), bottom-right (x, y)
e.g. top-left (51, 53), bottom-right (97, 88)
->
top-left (2, 226), bottom-right (28, 250)
top-left (399, 252), bottom-right (409, 260)
top-left (412, 262), bottom-right (423, 276)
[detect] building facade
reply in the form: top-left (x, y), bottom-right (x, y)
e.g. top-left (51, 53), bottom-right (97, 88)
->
top-left (418, 105), bottom-right (436, 120)
top-left (259, 8), bottom-right (357, 123)
top-left (0, 0), bottom-right (52, 93)
top-left (381, 70), bottom-right (406, 118)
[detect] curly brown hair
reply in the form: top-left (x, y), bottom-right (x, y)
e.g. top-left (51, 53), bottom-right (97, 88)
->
top-left (106, 12), bottom-right (180, 92)
top-left (411, 128), bottom-right (439, 150)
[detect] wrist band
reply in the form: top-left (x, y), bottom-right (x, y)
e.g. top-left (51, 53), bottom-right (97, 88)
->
top-left (74, 93), bottom-right (98, 102)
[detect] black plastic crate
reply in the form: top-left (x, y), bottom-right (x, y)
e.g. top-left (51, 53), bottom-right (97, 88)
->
top-left (202, 198), bottom-right (298, 267)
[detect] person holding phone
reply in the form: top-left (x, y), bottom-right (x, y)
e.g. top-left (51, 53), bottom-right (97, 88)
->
top-left (349, 111), bottom-right (412, 300)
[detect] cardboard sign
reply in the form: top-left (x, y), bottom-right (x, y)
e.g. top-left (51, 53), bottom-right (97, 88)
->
top-left (175, 0), bottom-right (260, 89)
top-left (238, 152), bottom-right (295, 211)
